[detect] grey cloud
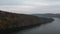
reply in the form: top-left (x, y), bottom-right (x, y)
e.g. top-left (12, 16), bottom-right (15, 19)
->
top-left (48, 0), bottom-right (60, 1)
top-left (0, 0), bottom-right (60, 14)
top-left (0, 0), bottom-right (47, 5)
top-left (0, 0), bottom-right (22, 5)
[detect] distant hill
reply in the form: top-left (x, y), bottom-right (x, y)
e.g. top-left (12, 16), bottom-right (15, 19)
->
top-left (0, 10), bottom-right (54, 33)
top-left (32, 13), bottom-right (60, 18)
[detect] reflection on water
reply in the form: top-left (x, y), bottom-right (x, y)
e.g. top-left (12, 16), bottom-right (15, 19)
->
top-left (11, 18), bottom-right (60, 34)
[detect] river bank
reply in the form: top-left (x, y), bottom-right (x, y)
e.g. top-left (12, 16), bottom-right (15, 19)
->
top-left (0, 10), bottom-right (54, 34)
top-left (10, 18), bottom-right (60, 34)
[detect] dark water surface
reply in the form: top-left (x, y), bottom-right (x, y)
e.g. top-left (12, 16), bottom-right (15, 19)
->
top-left (11, 18), bottom-right (60, 34)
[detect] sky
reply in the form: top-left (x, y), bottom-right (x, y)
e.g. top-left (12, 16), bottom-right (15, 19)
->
top-left (0, 0), bottom-right (60, 14)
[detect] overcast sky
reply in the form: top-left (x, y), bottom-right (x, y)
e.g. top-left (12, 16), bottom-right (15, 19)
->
top-left (0, 0), bottom-right (60, 14)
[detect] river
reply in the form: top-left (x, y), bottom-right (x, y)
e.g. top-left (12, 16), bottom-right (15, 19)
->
top-left (11, 18), bottom-right (60, 34)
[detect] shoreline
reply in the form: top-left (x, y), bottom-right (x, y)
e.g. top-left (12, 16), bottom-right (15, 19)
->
top-left (0, 18), bottom-right (54, 34)
top-left (0, 10), bottom-right (54, 34)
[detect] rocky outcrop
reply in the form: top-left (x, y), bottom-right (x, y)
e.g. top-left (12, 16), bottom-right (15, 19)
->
top-left (0, 10), bottom-right (54, 33)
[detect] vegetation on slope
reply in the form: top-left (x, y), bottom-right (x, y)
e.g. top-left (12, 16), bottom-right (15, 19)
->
top-left (0, 10), bottom-right (54, 33)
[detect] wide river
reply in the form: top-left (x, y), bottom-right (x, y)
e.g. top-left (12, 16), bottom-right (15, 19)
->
top-left (11, 18), bottom-right (60, 34)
